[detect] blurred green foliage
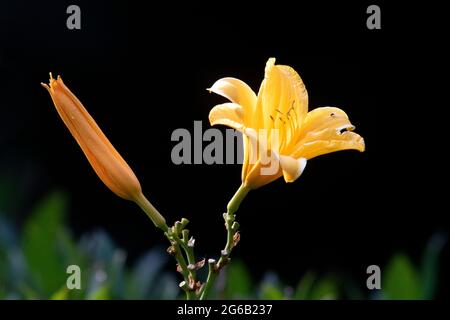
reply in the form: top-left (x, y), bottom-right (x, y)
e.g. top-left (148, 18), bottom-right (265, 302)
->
top-left (0, 191), bottom-right (446, 299)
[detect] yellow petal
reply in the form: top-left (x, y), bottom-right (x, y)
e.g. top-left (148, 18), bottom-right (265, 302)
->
top-left (298, 107), bottom-right (351, 136)
top-left (291, 106), bottom-right (365, 159)
top-left (208, 102), bottom-right (244, 130)
top-left (243, 161), bottom-right (282, 189)
top-left (208, 77), bottom-right (257, 126)
top-left (255, 58), bottom-right (308, 133)
top-left (241, 128), bottom-right (283, 189)
top-left (279, 155), bottom-right (307, 183)
top-left (294, 131), bottom-right (365, 160)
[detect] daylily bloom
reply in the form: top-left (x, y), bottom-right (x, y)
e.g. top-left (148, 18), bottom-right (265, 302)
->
top-left (42, 73), bottom-right (167, 230)
top-left (209, 58), bottom-right (365, 190)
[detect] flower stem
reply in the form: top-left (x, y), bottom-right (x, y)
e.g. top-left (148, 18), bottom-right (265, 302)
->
top-left (227, 184), bottom-right (250, 215)
top-left (199, 184), bottom-right (250, 300)
top-left (166, 226), bottom-right (197, 300)
top-left (200, 259), bottom-right (218, 300)
top-left (135, 193), bottom-right (168, 232)
top-left (135, 196), bottom-right (198, 299)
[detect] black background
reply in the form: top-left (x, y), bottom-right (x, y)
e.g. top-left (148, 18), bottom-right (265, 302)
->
top-left (1, 1), bottom-right (448, 299)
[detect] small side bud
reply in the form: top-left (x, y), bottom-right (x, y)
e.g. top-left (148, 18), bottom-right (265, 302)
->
top-left (179, 281), bottom-right (189, 291)
top-left (180, 218), bottom-right (189, 228)
top-left (208, 259), bottom-right (217, 272)
top-left (232, 232), bottom-right (241, 247)
top-left (167, 245), bottom-right (176, 255)
top-left (182, 229), bottom-right (190, 242)
top-left (187, 264), bottom-right (196, 271)
top-left (174, 221), bottom-right (183, 234)
top-left (195, 258), bottom-right (206, 270)
top-left (188, 236), bottom-right (196, 248)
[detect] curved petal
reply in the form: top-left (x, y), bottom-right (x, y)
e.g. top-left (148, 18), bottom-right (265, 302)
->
top-left (300, 107), bottom-right (351, 134)
top-left (293, 128), bottom-right (365, 160)
top-left (255, 58), bottom-right (308, 134)
top-left (243, 160), bottom-right (282, 189)
top-left (208, 77), bottom-right (257, 126)
top-left (290, 106), bottom-right (365, 159)
top-left (279, 155), bottom-right (307, 183)
top-left (241, 127), bottom-right (284, 189)
top-left (209, 102), bottom-right (244, 130)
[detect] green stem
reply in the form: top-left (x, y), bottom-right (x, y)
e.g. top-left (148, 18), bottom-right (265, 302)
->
top-left (135, 195), bottom-right (198, 299)
top-left (199, 184), bottom-right (250, 300)
top-left (135, 193), bottom-right (168, 232)
top-left (200, 259), bottom-right (218, 300)
top-left (166, 229), bottom-right (197, 300)
top-left (227, 184), bottom-right (250, 215)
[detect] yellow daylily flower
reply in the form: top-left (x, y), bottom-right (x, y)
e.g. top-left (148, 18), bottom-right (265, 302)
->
top-left (209, 58), bottom-right (365, 190)
top-left (42, 73), bottom-right (167, 230)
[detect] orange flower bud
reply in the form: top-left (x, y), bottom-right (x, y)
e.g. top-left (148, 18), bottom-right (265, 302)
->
top-left (42, 73), bottom-right (166, 230)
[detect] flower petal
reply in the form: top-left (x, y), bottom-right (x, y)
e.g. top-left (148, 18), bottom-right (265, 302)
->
top-left (208, 77), bottom-right (257, 126)
top-left (288, 106), bottom-right (364, 159)
top-left (293, 128), bottom-right (365, 160)
top-left (240, 127), bottom-right (282, 189)
top-left (255, 58), bottom-right (308, 132)
top-left (209, 102), bottom-right (244, 130)
top-left (299, 107), bottom-right (351, 135)
top-left (279, 155), bottom-right (307, 183)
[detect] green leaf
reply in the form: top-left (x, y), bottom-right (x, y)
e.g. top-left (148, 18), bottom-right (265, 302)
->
top-left (309, 275), bottom-right (339, 300)
top-left (225, 260), bottom-right (253, 299)
top-left (22, 191), bottom-right (68, 296)
top-left (126, 247), bottom-right (168, 299)
top-left (383, 253), bottom-right (421, 300)
top-left (259, 273), bottom-right (284, 300)
top-left (151, 273), bottom-right (179, 299)
top-left (260, 283), bottom-right (284, 300)
top-left (294, 272), bottom-right (316, 300)
top-left (51, 286), bottom-right (69, 300)
top-left (88, 285), bottom-right (110, 300)
top-left (421, 233), bottom-right (446, 299)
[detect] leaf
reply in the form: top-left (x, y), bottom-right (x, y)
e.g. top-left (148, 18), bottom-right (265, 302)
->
top-left (88, 285), bottom-right (110, 300)
top-left (421, 233), bottom-right (446, 299)
top-left (151, 273), bottom-right (179, 299)
top-left (225, 259), bottom-right (253, 299)
top-left (383, 253), bottom-right (421, 300)
top-left (51, 286), bottom-right (69, 300)
top-left (260, 283), bottom-right (284, 300)
top-left (259, 272), bottom-right (284, 300)
top-left (126, 247), bottom-right (168, 299)
top-left (294, 271), bottom-right (316, 300)
top-left (79, 230), bottom-right (115, 263)
top-left (309, 275), bottom-right (339, 300)
top-left (22, 191), bottom-right (68, 296)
